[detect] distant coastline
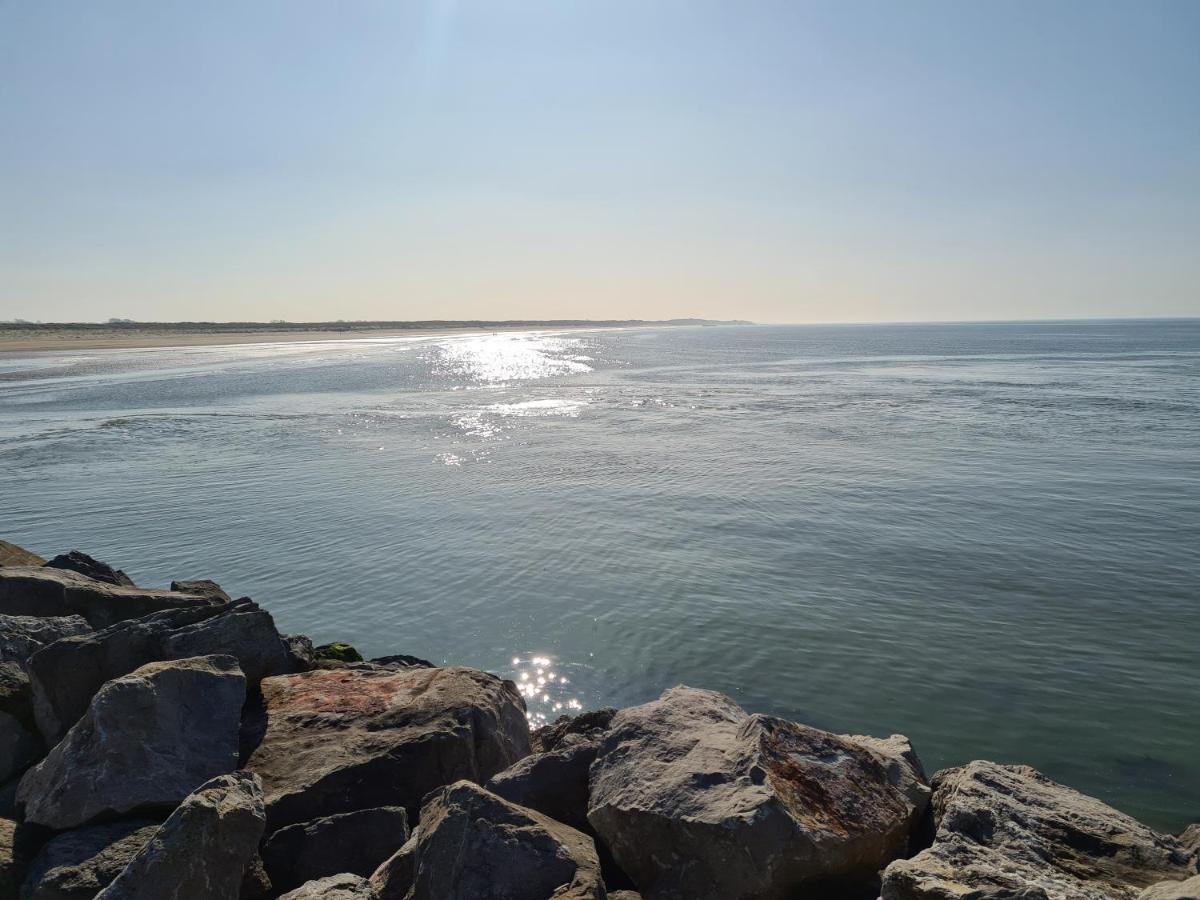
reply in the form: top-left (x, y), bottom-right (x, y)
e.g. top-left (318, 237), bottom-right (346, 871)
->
top-left (0, 318), bottom-right (751, 354)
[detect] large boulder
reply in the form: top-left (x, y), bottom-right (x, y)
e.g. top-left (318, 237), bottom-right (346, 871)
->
top-left (244, 666), bottom-right (529, 829)
top-left (17, 655), bottom-right (245, 830)
top-left (0, 615), bottom-right (90, 665)
top-left (531, 707), bottom-right (615, 754)
top-left (486, 733), bottom-right (600, 831)
top-left (587, 686), bottom-right (930, 900)
top-left (0, 543), bottom-right (43, 569)
top-left (20, 819), bottom-right (161, 900)
top-left (27, 598), bottom-right (290, 745)
top-left (880, 761), bottom-right (1200, 900)
top-left (0, 567), bottom-right (221, 630)
top-left (95, 771), bottom-right (266, 900)
top-left (261, 806), bottom-right (409, 893)
top-left (374, 781), bottom-right (604, 900)
top-left (0, 714), bottom-right (39, 784)
top-left (278, 874), bottom-right (377, 899)
top-left (42, 552), bottom-right (133, 588)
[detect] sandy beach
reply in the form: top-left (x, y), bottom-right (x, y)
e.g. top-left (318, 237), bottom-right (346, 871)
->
top-left (0, 321), bottom-right (727, 354)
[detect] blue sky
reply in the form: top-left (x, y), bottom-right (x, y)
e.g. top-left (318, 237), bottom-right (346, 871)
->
top-left (1, 1), bottom-right (1197, 323)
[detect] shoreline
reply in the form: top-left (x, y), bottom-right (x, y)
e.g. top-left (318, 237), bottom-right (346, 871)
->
top-left (0, 319), bottom-right (745, 354)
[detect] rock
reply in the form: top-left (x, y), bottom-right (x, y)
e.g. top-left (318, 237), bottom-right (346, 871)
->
top-left (239, 854), bottom-right (272, 900)
top-left (42, 552), bottom-right (134, 588)
top-left (281, 635), bottom-right (315, 672)
top-left (608, 893), bottom-right (644, 900)
top-left (261, 806), bottom-right (409, 893)
top-left (277, 873), bottom-right (377, 900)
top-left (20, 819), bottom-right (161, 900)
top-left (1139, 876), bottom-right (1200, 899)
top-left (531, 707), bottom-right (616, 753)
top-left (879, 761), bottom-right (1199, 900)
top-left (2, 818), bottom-right (20, 900)
top-left (169, 579), bottom-right (231, 602)
top-left (1182, 826), bottom-right (1200, 856)
top-left (587, 686), bottom-right (930, 900)
top-left (244, 666), bottom-right (529, 830)
top-left (370, 654), bottom-right (435, 670)
top-left (0, 544), bottom-right (43, 569)
top-left (486, 734), bottom-right (600, 831)
top-left (28, 598), bottom-right (289, 744)
top-left (393, 781), bottom-right (604, 900)
top-left (368, 835), bottom-right (416, 900)
top-left (0, 714), bottom-right (39, 784)
top-left (0, 667), bottom-right (29, 729)
top-left (0, 567), bottom-right (222, 630)
top-left (18, 656), bottom-right (245, 830)
top-left (313, 642), bottom-right (362, 663)
top-left (0, 616), bottom-right (90, 665)
top-left (95, 771), bottom-right (265, 900)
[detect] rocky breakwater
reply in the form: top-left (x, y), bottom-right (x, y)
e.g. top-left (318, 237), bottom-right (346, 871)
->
top-left (0, 540), bottom-right (1197, 900)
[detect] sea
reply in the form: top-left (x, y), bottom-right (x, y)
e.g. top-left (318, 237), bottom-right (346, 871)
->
top-left (1, 319), bottom-right (1197, 831)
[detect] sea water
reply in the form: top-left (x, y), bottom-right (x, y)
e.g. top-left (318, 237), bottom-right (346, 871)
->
top-left (2, 320), bottom-right (1197, 830)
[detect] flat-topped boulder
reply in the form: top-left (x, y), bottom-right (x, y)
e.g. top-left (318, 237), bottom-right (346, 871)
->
top-left (587, 686), bottom-right (931, 900)
top-left (0, 567), bottom-right (222, 630)
top-left (18, 655), bottom-right (245, 830)
top-left (28, 598), bottom-right (291, 744)
top-left (244, 666), bottom-right (529, 830)
top-left (372, 781), bottom-right (604, 900)
top-left (95, 772), bottom-right (265, 900)
top-left (880, 761), bottom-right (1200, 900)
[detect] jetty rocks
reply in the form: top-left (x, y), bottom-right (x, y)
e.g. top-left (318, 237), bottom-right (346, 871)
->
top-left (1, 541), bottom-right (1197, 899)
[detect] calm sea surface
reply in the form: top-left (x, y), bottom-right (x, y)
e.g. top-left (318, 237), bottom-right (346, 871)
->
top-left (2, 320), bottom-right (1197, 830)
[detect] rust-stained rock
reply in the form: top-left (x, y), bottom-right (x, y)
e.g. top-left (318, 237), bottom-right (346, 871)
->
top-left (0, 567), bottom-right (221, 630)
top-left (244, 666), bottom-right (529, 830)
top-left (880, 761), bottom-right (1200, 900)
top-left (587, 685), bottom-right (930, 900)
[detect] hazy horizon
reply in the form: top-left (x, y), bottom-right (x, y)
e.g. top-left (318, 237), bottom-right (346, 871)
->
top-left (3, 1), bottom-right (1198, 324)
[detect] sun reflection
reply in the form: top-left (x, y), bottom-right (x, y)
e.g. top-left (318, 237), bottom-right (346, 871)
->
top-left (508, 654), bottom-right (584, 727)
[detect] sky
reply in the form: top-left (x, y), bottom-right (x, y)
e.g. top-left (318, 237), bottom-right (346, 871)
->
top-left (1, 1), bottom-right (1197, 324)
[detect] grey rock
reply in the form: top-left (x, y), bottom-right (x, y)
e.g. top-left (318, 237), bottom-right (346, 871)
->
top-left (0, 714), bottom-right (39, 784)
top-left (169, 580), bottom-right (231, 602)
top-left (0, 543), bottom-right (43, 569)
top-left (239, 854), bottom-right (272, 900)
top-left (281, 634), bottom-right (315, 672)
top-left (278, 873), bottom-right (377, 900)
top-left (587, 686), bottom-right (930, 900)
top-left (0, 567), bottom-right (221, 630)
top-left (20, 819), bottom-right (160, 900)
top-left (369, 654), bottom-right (435, 670)
top-left (486, 734), bottom-right (600, 831)
top-left (0, 616), bottom-right (90, 665)
top-left (95, 771), bottom-right (266, 900)
top-left (368, 835), bottom-right (416, 900)
top-left (243, 666), bottom-right (529, 830)
top-left (532, 707), bottom-right (616, 753)
top-left (18, 656), bottom-right (245, 830)
top-left (43, 552), bottom-right (133, 588)
top-left (28, 598), bottom-right (289, 745)
top-left (607, 893), bottom-right (644, 900)
top-left (0, 666), bottom-right (28, 727)
top-left (387, 780), bottom-right (604, 900)
top-left (880, 761), bottom-right (1199, 900)
top-left (1140, 876), bottom-right (1200, 900)
top-left (1182, 826), bottom-right (1200, 856)
top-left (262, 806), bottom-right (409, 893)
